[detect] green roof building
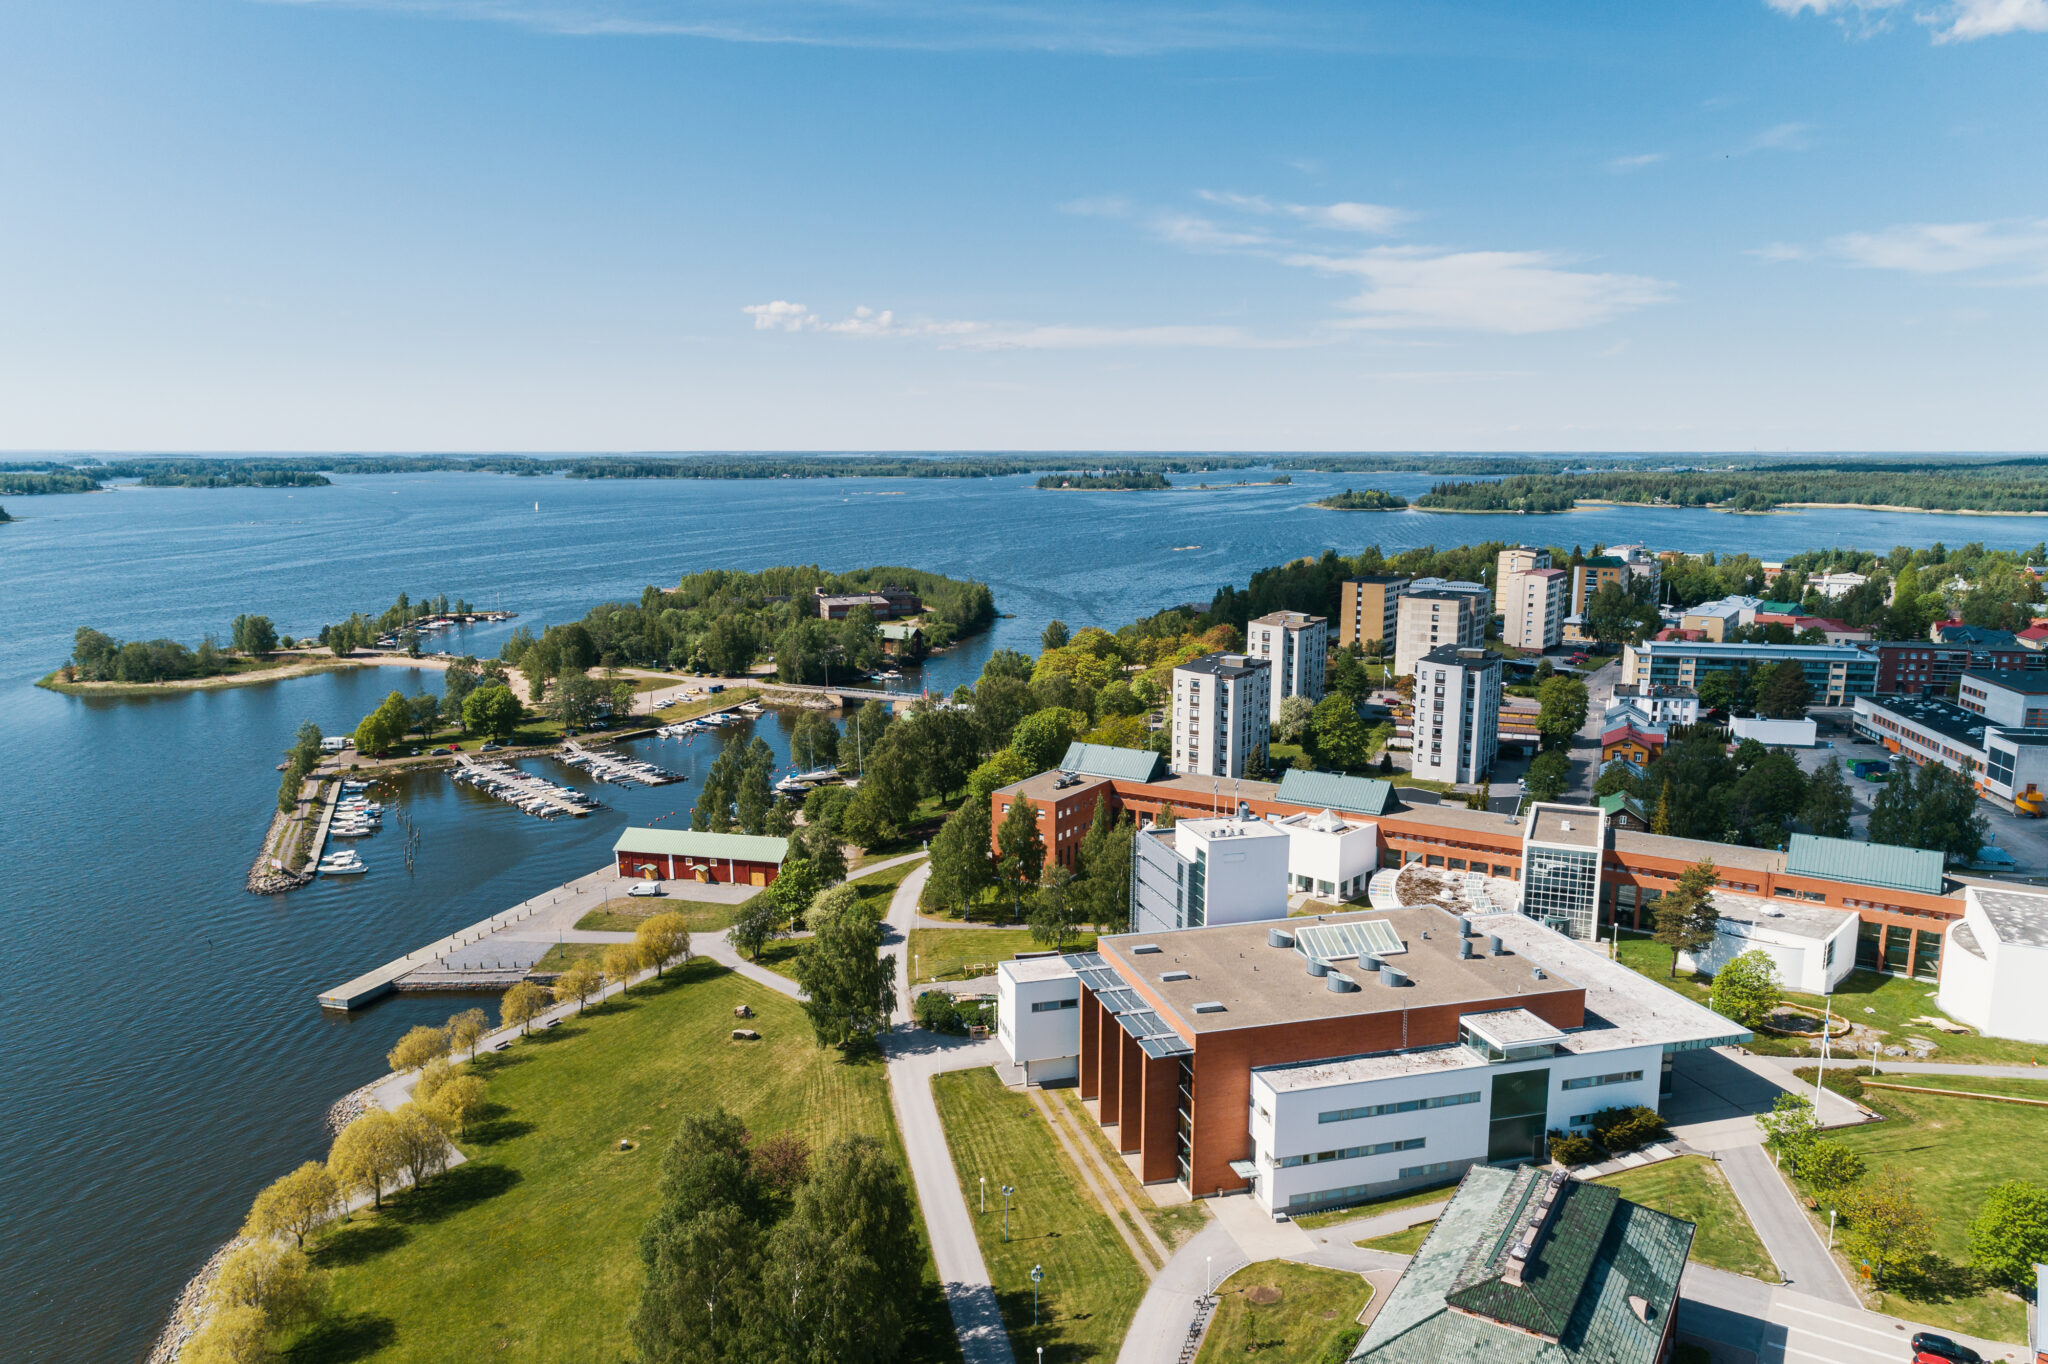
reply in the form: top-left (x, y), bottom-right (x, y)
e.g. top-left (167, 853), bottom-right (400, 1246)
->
top-left (1351, 1165), bottom-right (1693, 1364)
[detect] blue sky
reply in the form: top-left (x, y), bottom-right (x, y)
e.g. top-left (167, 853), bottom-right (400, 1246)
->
top-left (1, 0), bottom-right (2043, 451)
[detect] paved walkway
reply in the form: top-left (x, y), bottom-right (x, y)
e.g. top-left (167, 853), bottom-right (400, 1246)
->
top-left (1754, 1055), bottom-right (2048, 1080)
top-left (1678, 1262), bottom-right (2026, 1363)
top-left (878, 860), bottom-right (1016, 1364)
top-left (1714, 1144), bottom-right (1857, 1307)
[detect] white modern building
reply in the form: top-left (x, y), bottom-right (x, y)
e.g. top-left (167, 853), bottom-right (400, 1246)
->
top-left (1409, 646), bottom-right (1502, 785)
top-left (994, 955), bottom-right (1082, 1085)
top-left (1729, 716), bottom-right (1819, 748)
top-left (1246, 610), bottom-right (1328, 723)
top-left (1394, 583), bottom-right (1490, 679)
top-left (1609, 683), bottom-right (1700, 726)
top-left (1171, 652), bottom-right (1271, 779)
top-left (1676, 892), bottom-right (1857, 995)
top-left (1678, 596), bottom-right (1762, 642)
top-left (1269, 807), bottom-right (1380, 900)
top-left (1808, 571), bottom-right (1869, 599)
top-left (1854, 693), bottom-right (2048, 810)
top-left (1938, 885), bottom-right (2048, 1043)
top-left (1957, 668), bottom-right (2048, 729)
top-left (1130, 814), bottom-right (1291, 935)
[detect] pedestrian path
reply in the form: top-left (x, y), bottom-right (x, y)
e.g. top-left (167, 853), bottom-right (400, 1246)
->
top-left (1714, 1144), bottom-right (1856, 1306)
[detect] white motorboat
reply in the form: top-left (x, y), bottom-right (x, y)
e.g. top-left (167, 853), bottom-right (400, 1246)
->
top-left (320, 853), bottom-right (366, 875)
top-left (774, 774), bottom-right (810, 795)
top-left (330, 825), bottom-right (376, 838)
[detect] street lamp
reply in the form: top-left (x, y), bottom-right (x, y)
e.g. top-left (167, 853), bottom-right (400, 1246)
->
top-left (980, 1175), bottom-right (985, 1213)
top-left (1828, 1208), bottom-right (1838, 1250)
top-left (1813, 991), bottom-right (1834, 1111)
top-left (1002, 1184), bottom-right (1016, 1243)
top-left (1205, 1255), bottom-right (1213, 1295)
top-left (1031, 1264), bottom-right (1044, 1326)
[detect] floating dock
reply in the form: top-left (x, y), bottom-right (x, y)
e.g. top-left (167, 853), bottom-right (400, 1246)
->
top-left (452, 754), bottom-right (600, 817)
top-left (557, 739), bottom-right (682, 786)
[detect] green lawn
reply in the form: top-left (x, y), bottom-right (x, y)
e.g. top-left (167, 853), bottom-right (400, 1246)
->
top-left (292, 959), bottom-right (958, 1364)
top-left (1358, 1221), bottom-right (1434, 1255)
top-left (573, 893), bottom-right (760, 934)
top-left (533, 942), bottom-right (604, 973)
top-left (1820, 1078), bottom-right (2044, 1342)
top-left (851, 855), bottom-right (926, 912)
top-left (1290, 1182), bottom-right (1455, 1231)
top-left (1868, 1072), bottom-right (2048, 1100)
top-left (909, 927), bottom-right (1098, 985)
top-left (931, 1068), bottom-right (1148, 1363)
top-left (1047, 1088), bottom-right (1209, 1253)
top-left (1616, 935), bottom-right (2048, 1065)
top-left (648, 686), bottom-right (761, 722)
top-left (1193, 1260), bottom-right (1372, 1364)
top-left (1592, 1157), bottom-right (1779, 1281)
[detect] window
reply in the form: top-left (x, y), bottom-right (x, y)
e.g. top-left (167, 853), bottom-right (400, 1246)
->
top-left (1561, 1070), bottom-right (1643, 1091)
top-left (1029, 998), bottom-right (1078, 1013)
top-left (1319, 1091), bottom-right (1479, 1124)
top-left (1400, 1161), bottom-right (1456, 1181)
top-left (1279, 1138), bottom-right (1424, 1168)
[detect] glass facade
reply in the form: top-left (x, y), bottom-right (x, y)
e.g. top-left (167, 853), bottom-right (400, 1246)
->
top-left (1914, 929), bottom-right (1942, 980)
top-left (1857, 920), bottom-right (1883, 971)
top-left (1187, 849), bottom-right (1206, 928)
top-left (1488, 1069), bottom-right (1550, 1164)
top-left (1522, 845), bottom-right (1599, 941)
top-left (1175, 1058), bottom-right (1194, 1186)
top-left (1883, 923), bottom-right (1911, 974)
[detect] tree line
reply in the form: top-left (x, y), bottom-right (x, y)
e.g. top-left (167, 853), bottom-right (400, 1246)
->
top-left (1413, 464), bottom-right (2048, 514)
top-left (1314, 488), bottom-right (1409, 510)
top-left (1035, 469), bottom-right (1171, 490)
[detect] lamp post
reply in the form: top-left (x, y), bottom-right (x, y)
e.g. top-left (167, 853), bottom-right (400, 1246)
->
top-left (1828, 1208), bottom-right (1838, 1250)
top-left (1813, 991), bottom-right (1833, 1112)
top-left (1031, 1264), bottom-right (1044, 1326)
top-left (1002, 1184), bottom-right (1016, 1243)
top-left (1206, 1255), bottom-right (1213, 1295)
top-left (980, 1175), bottom-right (985, 1213)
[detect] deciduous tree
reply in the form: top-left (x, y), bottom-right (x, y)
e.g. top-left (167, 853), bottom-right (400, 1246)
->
top-left (1967, 1179), bottom-right (2048, 1291)
top-left (553, 959), bottom-right (604, 1012)
top-left (210, 1240), bottom-right (326, 1334)
top-left (462, 682), bottom-right (522, 740)
top-left (243, 1162), bottom-right (339, 1249)
top-left (180, 1303), bottom-right (272, 1364)
top-left (500, 980), bottom-right (549, 1034)
top-left (923, 799), bottom-right (995, 916)
top-left (605, 940), bottom-right (649, 992)
top-left (731, 894), bottom-right (787, 962)
top-left (445, 1008), bottom-right (489, 1060)
top-left (636, 912), bottom-right (692, 977)
top-left (995, 793), bottom-right (1045, 920)
top-left (793, 892), bottom-right (896, 1049)
top-left (1310, 693), bottom-right (1374, 770)
top-left (1756, 1092), bottom-right (1819, 1173)
top-left (1028, 864), bottom-right (1085, 952)
top-left (390, 1102), bottom-right (454, 1188)
top-left (386, 1024), bottom-right (451, 1074)
top-left (1755, 659), bottom-right (1813, 719)
top-left (1709, 948), bottom-right (1782, 1028)
top-left (1525, 748), bottom-right (1571, 802)
top-left (328, 1109), bottom-right (405, 1209)
top-left (1800, 1139), bottom-right (1866, 1202)
top-left (1837, 1166), bottom-right (1933, 1285)
top-left (1868, 757), bottom-right (1987, 863)
top-left (431, 1073), bottom-right (489, 1137)
top-left (756, 1133), bottom-right (918, 1364)
top-left (1535, 676), bottom-right (1589, 750)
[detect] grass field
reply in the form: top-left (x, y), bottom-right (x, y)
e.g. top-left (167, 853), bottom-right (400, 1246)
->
top-left (1357, 1221), bottom-right (1433, 1255)
top-left (532, 942), bottom-right (604, 973)
top-left (1615, 936), bottom-right (2048, 1066)
top-left (292, 959), bottom-right (959, 1364)
top-left (1290, 1182), bottom-right (1454, 1231)
top-left (1193, 1260), bottom-right (1372, 1364)
top-left (909, 927), bottom-right (1098, 984)
top-left (1821, 1078), bottom-right (2045, 1342)
top-left (1046, 1089), bottom-right (1209, 1253)
top-left (931, 1068), bottom-right (1148, 1363)
top-left (1593, 1156), bottom-right (1779, 1281)
top-left (573, 893), bottom-right (760, 934)
top-left (1868, 1072), bottom-right (2048, 1100)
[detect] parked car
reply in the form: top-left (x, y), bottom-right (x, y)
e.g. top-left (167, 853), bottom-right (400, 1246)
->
top-left (481, 741), bottom-right (502, 751)
top-left (1912, 1333), bottom-right (1981, 1363)
top-left (627, 882), bottom-right (666, 898)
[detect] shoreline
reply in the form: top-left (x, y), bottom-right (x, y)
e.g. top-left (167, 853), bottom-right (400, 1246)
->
top-left (37, 652), bottom-right (462, 697)
top-left (1409, 498), bottom-right (2048, 517)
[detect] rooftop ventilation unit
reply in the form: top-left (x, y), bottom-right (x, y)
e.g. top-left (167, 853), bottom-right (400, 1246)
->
top-left (1193, 1000), bottom-right (1227, 1014)
top-left (1459, 939), bottom-right (1475, 960)
top-left (1326, 973), bottom-right (1359, 993)
top-left (1133, 944), bottom-right (1163, 955)
top-left (1531, 967), bottom-right (1547, 980)
top-left (1456, 915), bottom-right (1472, 937)
top-left (1488, 934), bottom-right (1506, 956)
top-left (1379, 965), bottom-right (1408, 988)
top-left (1267, 928), bottom-right (1295, 949)
top-left (1360, 954), bottom-right (1381, 973)
top-left (1161, 970), bottom-right (1192, 982)
top-left (1306, 959), bottom-right (1330, 978)
top-left (1560, 819), bottom-right (1574, 832)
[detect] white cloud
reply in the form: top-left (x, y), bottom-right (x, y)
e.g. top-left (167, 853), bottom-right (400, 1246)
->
top-left (1763, 0), bottom-right (2048, 40)
top-left (1197, 190), bottom-right (1411, 234)
top-left (1606, 152), bottom-right (1665, 173)
top-left (739, 303), bottom-right (1264, 349)
top-left (1285, 247), bottom-right (1672, 334)
top-left (1742, 122), bottom-right (1816, 153)
top-left (1753, 217), bottom-right (2048, 283)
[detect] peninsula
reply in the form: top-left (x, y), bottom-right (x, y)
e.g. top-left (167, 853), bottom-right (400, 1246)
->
top-left (1313, 487), bottom-right (1409, 511)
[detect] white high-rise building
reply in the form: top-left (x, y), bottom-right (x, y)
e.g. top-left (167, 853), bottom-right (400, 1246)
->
top-left (1409, 646), bottom-right (1502, 785)
top-left (1495, 548), bottom-right (1566, 653)
top-left (1171, 653), bottom-right (1271, 779)
top-left (1246, 610), bottom-right (1328, 722)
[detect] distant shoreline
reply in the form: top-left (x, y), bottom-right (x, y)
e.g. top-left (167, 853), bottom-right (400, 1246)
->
top-left (37, 653), bottom-right (457, 697)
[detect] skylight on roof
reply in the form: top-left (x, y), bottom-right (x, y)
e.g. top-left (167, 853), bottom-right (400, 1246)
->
top-left (1294, 919), bottom-right (1406, 963)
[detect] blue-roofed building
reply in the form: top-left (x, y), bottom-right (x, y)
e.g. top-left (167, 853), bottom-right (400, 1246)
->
top-left (1784, 833), bottom-right (1946, 897)
top-left (1056, 741), bottom-right (1167, 783)
top-left (1274, 768), bottom-right (1397, 817)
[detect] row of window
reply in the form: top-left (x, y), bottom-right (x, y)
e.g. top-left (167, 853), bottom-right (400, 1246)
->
top-left (1280, 1137), bottom-right (1425, 1169)
top-left (1318, 1091), bottom-right (1480, 1125)
top-left (1559, 1069), bottom-right (1643, 1092)
top-left (1285, 1162), bottom-right (1461, 1208)
top-left (1029, 998), bottom-right (1078, 1014)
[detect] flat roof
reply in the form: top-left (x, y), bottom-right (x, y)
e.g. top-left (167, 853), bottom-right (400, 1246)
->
top-left (1708, 891), bottom-right (1855, 942)
top-left (613, 828), bottom-right (789, 863)
top-left (1250, 610), bottom-right (1326, 627)
top-left (1528, 805), bottom-right (1602, 850)
top-left (1175, 652), bottom-right (1268, 679)
top-left (1464, 1008), bottom-right (1567, 1048)
top-left (1001, 955), bottom-right (1078, 984)
top-left (1631, 640), bottom-right (1866, 659)
top-left (1056, 741), bottom-right (1166, 783)
top-left (1421, 645), bottom-right (1501, 668)
top-left (1962, 667), bottom-right (2048, 695)
top-left (1274, 768), bottom-right (1395, 816)
top-left (1179, 815), bottom-right (1289, 841)
top-left (1257, 911), bottom-right (1752, 1091)
top-left (1386, 801), bottom-right (1525, 839)
top-left (1861, 692), bottom-right (1997, 749)
top-left (1096, 904), bottom-right (1579, 1035)
top-left (1611, 828), bottom-right (1786, 873)
top-left (1969, 885), bottom-right (2048, 950)
top-left (999, 769), bottom-right (1114, 804)
top-left (1344, 573), bottom-right (1411, 584)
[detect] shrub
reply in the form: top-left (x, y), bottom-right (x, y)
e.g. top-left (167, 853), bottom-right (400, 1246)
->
top-left (913, 990), bottom-right (962, 1033)
top-left (1791, 1066), bottom-right (1865, 1102)
top-left (1318, 1329), bottom-right (1364, 1364)
top-left (1549, 1134), bottom-right (1602, 1167)
top-left (1590, 1106), bottom-right (1666, 1153)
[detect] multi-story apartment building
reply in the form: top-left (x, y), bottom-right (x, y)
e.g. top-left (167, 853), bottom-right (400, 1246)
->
top-left (1246, 611), bottom-right (1327, 722)
top-left (1338, 575), bottom-right (1410, 650)
top-left (1498, 560), bottom-right (1566, 653)
top-left (1170, 652), bottom-right (1271, 779)
top-left (1410, 646), bottom-right (1502, 785)
top-left (1608, 683), bottom-right (1700, 726)
top-left (1677, 595), bottom-right (1761, 642)
top-left (1395, 588), bottom-right (1488, 679)
top-left (1621, 640), bottom-right (1877, 706)
top-left (1957, 669), bottom-right (2048, 728)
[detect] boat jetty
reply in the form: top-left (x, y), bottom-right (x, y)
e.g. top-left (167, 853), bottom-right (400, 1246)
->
top-left (557, 739), bottom-right (682, 786)
top-left (452, 753), bottom-right (601, 818)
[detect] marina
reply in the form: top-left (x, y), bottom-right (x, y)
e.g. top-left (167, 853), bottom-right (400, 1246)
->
top-left (451, 753), bottom-right (602, 818)
top-left (556, 738), bottom-right (683, 786)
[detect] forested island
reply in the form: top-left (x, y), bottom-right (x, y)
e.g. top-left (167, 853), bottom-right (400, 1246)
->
top-left (1035, 470), bottom-right (1171, 490)
top-left (1314, 487), bottom-right (1409, 511)
top-left (1416, 461), bottom-right (2048, 514)
top-left (501, 564), bottom-right (995, 686)
top-left (0, 503), bottom-right (12, 522)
